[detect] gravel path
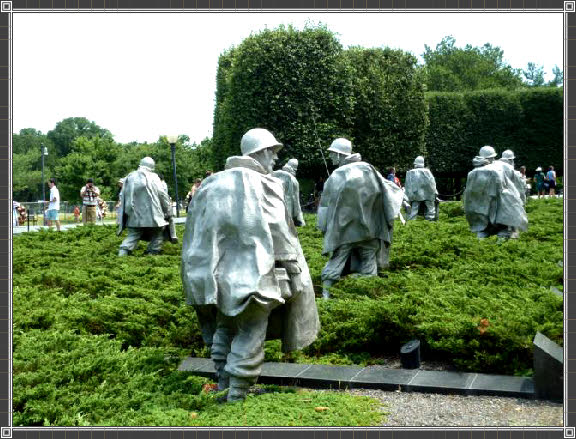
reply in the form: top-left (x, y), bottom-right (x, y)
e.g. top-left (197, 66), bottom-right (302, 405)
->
top-left (342, 389), bottom-right (563, 427)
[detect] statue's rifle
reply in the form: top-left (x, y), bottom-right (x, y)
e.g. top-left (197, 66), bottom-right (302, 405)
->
top-left (309, 102), bottom-right (330, 178)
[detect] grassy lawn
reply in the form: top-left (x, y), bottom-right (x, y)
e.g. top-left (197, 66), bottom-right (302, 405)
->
top-left (12, 197), bottom-right (562, 426)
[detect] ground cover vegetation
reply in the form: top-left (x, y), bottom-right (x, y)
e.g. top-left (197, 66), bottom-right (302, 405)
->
top-left (13, 198), bottom-right (562, 425)
top-left (13, 28), bottom-right (562, 205)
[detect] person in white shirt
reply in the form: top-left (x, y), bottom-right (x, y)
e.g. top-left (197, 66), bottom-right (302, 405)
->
top-left (46, 178), bottom-right (61, 231)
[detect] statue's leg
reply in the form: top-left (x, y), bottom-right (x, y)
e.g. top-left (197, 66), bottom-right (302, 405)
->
top-left (424, 200), bottom-right (436, 221)
top-left (496, 224), bottom-right (511, 243)
top-left (321, 244), bottom-right (353, 299)
top-left (146, 227), bottom-right (164, 254)
top-left (224, 303), bottom-right (270, 402)
top-left (119, 227), bottom-right (142, 256)
top-left (211, 312), bottom-right (233, 391)
top-left (408, 201), bottom-right (420, 220)
top-left (356, 239), bottom-right (379, 276)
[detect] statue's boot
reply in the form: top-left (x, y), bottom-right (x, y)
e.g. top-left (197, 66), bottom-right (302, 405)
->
top-left (227, 376), bottom-right (251, 402)
top-left (322, 280), bottom-right (335, 300)
top-left (214, 360), bottom-right (229, 391)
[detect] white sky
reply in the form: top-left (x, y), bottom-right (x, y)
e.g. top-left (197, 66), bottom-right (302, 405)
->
top-left (13, 12), bottom-right (563, 146)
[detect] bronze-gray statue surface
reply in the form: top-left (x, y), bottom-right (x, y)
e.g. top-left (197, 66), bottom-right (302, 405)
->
top-left (272, 158), bottom-right (305, 227)
top-left (405, 156), bottom-right (438, 221)
top-left (117, 157), bottom-right (172, 255)
top-left (317, 138), bottom-right (403, 299)
top-left (463, 146), bottom-right (528, 240)
top-left (181, 128), bottom-right (320, 402)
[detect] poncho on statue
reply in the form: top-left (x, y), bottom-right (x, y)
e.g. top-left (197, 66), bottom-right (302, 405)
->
top-left (405, 168), bottom-right (437, 202)
top-left (272, 169), bottom-right (305, 227)
top-left (117, 166), bottom-right (171, 234)
top-left (181, 156), bottom-right (320, 352)
top-left (464, 161), bottom-right (528, 233)
top-left (317, 155), bottom-right (404, 268)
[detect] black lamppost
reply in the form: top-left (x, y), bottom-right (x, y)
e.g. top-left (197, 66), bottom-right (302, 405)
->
top-left (166, 135), bottom-right (180, 218)
top-left (40, 143), bottom-right (48, 225)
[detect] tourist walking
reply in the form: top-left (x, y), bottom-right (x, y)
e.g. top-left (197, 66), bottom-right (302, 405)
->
top-left (46, 178), bottom-right (61, 231)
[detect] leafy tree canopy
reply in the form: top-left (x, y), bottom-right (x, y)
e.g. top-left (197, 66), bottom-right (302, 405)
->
top-left (47, 117), bottom-right (113, 157)
top-left (422, 36), bottom-right (524, 92)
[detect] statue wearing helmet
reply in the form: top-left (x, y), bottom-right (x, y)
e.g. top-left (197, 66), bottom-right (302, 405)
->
top-left (182, 128), bottom-right (320, 402)
top-left (272, 158), bottom-right (305, 226)
top-left (464, 146), bottom-right (528, 241)
top-left (317, 138), bottom-right (404, 299)
top-left (404, 156), bottom-right (438, 221)
top-left (117, 156), bottom-right (173, 256)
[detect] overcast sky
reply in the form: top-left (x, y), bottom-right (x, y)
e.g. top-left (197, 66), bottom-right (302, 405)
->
top-left (13, 12), bottom-right (563, 146)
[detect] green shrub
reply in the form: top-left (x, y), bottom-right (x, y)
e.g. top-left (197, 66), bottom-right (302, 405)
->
top-left (425, 87), bottom-right (562, 176)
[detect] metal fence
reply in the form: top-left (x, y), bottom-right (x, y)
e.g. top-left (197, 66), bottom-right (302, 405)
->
top-left (14, 201), bottom-right (118, 226)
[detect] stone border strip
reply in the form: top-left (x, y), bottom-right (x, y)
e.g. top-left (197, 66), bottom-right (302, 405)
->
top-left (178, 357), bottom-right (535, 399)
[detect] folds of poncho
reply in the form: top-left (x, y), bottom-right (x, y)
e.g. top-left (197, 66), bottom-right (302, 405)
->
top-left (181, 156), bottom-right (320, 352)
top-left (463, 161), bottom-right (528, 232)
top-left (117, 167), bottom-right (170, 234)
top-left (272, 169), bottom-right (305, 226)
top-left (404, 168), bottom-right (437, 202)
top-left (317, 157), bottom-right (404, 257)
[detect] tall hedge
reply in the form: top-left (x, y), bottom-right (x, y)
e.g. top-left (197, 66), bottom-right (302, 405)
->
top-left (212, 25), bottom-right (427, 176)
top-left (212, 24), bottom-right (355, 174)
top-left (345, 47), bottom-right (428, 173)
top-left (425, 87), bottom-right (563, 176)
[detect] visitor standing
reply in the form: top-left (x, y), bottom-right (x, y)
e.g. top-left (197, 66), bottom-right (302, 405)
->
top-left (519, 166), bottom-right (530, 198)
top-left (46, 178), bottom-right (61, 231)
top-left (80, 178), bottom-right (101, 224)
top-left (547, 166), bottom-right (557, 197)
top-left (185, 179), bottom-right (202, 213)
top-left (534, 167), bottom-right (546, 198)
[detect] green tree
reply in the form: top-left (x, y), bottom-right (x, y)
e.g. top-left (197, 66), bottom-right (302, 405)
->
top-left (345, 47), bottom-right (428, 172)
top-left (12, 129), bottom-right (58, 202)
top-left (548, 65), bottom-right (563, 87)
top-left (55, 136), bottom-right (122, 202)
top-left (47, 117), bottom-right (113, 157)
top-left (422, 36), bottom-right (524, 92)
top-left (523, 62), bottom-right (545, 87)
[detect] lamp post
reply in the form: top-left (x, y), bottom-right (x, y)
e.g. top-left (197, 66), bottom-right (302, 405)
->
top-left (40, 143), bottom-right (48, 225)
top-left (166, 135), bottom-right (180, 218)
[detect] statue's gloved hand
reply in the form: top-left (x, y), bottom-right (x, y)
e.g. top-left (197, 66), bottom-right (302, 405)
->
top-left (278, 261), bottom-right (304, 299)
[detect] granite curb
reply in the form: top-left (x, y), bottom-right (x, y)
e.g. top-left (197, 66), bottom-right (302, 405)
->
top-left (178, 357), bottom-right (535, 399)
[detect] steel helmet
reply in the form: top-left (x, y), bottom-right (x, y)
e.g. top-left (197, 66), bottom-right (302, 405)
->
top-left (139, 157), bottom-right (155, 171)
top-left (414, 156), bottom-right (425, 167)
top-left (283, 158), bottom-right (298, 172)
top-left (501, 149), bottom-right (515, 160)
top-left (327, 138), bottom-right (352, 155)
top-left (240, 128), bottom-right (283, 156)
top-left (478, 145), bottom-right (497, 159)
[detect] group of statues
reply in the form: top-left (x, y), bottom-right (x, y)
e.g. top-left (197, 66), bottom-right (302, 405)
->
top-left (463, 146), bottom-right (528, 241)
top-left (114, 127), bottom-right (529, 403)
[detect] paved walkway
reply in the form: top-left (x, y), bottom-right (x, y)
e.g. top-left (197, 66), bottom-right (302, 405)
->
top-left (12, 217), bottom-right (187, 235)
top-left (178, 357), bottom-right (535, 399)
